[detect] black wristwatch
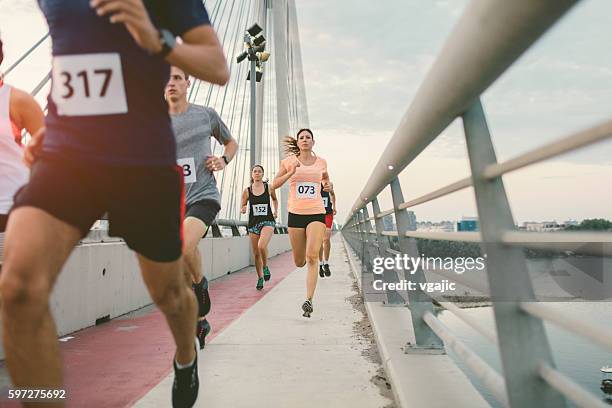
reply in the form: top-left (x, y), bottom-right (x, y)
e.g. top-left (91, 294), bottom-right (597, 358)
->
top-left (221, 155), bottom-right (230, 165)
top-left (156, 29), bottom-right (176, 58)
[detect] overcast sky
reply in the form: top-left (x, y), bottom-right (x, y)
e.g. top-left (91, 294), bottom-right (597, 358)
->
top-left (1, 0), bottom-right (610, 224)
top-left (295, 0), bottom-right (612, 224)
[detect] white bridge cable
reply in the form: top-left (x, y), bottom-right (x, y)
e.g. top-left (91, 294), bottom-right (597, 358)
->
top-left (188, 0), bottom-right (223, 103)
top-left (225, 1), bottom-right (254, 219)
top-left (228, 75), bottom-right (251, 219)
top-left (221, 0), bottom-right (253, 219)
top-left (3, 33), bottom-right (50, 78)
top-left (215, 0), bottom-right (251, 216)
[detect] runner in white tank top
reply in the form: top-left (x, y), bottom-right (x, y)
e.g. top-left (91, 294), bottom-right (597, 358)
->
top-left (0, 37), bottom-right (45, 231)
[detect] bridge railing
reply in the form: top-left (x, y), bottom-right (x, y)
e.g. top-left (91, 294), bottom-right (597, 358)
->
top-left (342, 1), bottom-right (612, 407)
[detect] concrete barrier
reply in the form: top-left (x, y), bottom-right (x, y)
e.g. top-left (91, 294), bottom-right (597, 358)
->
top-left (0, 233), bottom-right (291, 360)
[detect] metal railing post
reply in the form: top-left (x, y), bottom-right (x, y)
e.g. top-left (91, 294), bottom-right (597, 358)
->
top-left (348, 215), bottom-right (359, 252)
top-left (211, 225), bottom-right (222, 238)
top-left (390, 178), bottom-right (443, 352)
top-left (462, 99), bottom-right (566, 408)
top-left (230, 225), bottom-right (241, 237)
top-left (369, 200), bottom-right (405, 305)
top-left (356, 211), bottom-right (368, 264)
top-left (360, 208), bottom-right (377, 272)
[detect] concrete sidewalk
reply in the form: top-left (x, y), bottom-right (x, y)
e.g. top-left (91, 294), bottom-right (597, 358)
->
top-left (134, 234), bottom-right (394, 408)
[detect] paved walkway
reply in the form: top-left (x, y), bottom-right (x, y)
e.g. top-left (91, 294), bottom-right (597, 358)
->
top-left (135, 234), bottom-right (394, 407)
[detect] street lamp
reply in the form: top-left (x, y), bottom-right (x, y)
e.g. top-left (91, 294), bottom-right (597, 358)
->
top-left (237, 23), bottom-right (271, 169)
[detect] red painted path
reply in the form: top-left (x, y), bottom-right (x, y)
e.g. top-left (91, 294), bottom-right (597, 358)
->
top-left (0, 251), bottom-right (295, 408)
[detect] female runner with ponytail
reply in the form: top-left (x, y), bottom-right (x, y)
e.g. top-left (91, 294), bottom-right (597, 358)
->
top-left (241, 165), bottom-right (278, 290)
top-left (272, 129), bottom-right (331, 317)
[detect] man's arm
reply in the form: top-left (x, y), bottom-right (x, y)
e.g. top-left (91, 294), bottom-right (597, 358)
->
top-left (206, 110), bottom-right (238, 172)
top-left (13, 89), bottom-right (45, 167)
top-left (12, 89), bottom-right (44, 136)
top-left (168, 26), bottom-right (229, 85)
top-left (91, 0), bottom-right (229, 85)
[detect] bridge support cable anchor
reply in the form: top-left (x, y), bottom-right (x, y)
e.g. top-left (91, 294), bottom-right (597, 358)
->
top-left (463, 99), bottom-right (566, 408)
top-left (390, 178), bottom-right (443, 351)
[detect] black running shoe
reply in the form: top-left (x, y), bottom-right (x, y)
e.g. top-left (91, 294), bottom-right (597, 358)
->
top-left (196, 319), bottom-right (211, 349)
top-left (319, 265), bottom-right (325, 278)
top-left (302, 299), bottom-right (313, 318)
top-left (172, 339), bottom-right (199, 408)
top-left (324, 264), bottom-right (331, 277)
top-left (192, 277), bottom-right (211, 317)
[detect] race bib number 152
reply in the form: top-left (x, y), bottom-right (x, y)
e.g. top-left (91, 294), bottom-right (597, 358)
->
top-left (52, 53), bottom-right (128, 116)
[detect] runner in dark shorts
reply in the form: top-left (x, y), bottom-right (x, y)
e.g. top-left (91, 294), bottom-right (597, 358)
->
top-left (241, 165), bottom-right (278, 290)
top-left (166, 66), bottom-right (238, 348)
top-left (0, 2), bottom-right (228, 407)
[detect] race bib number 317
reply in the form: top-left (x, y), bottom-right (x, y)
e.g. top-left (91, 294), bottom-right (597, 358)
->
top-left (52, 53), bottom-right (128, 116)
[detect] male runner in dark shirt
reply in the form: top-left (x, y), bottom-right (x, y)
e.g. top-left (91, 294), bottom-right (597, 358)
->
top-left (1, 1), bottom-right (228, 407)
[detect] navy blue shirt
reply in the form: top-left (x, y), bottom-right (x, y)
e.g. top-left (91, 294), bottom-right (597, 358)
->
top-left (38, 0), bottom-right (210, 165)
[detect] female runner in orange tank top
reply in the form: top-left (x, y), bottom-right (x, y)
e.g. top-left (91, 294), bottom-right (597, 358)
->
top-left (272, 128), bottom-right (331, 317)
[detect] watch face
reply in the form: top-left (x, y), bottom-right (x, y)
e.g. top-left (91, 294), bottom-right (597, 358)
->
top-left (162, 30), bottom-right (176, 48)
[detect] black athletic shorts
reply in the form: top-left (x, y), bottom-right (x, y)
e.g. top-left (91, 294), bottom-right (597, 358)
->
top-left (12, 157), bottom-right (184, 263)
top-left (185, 199), bottom-right (220, 228)
top-left (0, 214), bottom-right (7, 233)
top-left (287, 212), bottom-right (325, 229)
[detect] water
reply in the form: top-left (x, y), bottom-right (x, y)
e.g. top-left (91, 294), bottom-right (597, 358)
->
top-left (437, 303), bottom-right (612, 407)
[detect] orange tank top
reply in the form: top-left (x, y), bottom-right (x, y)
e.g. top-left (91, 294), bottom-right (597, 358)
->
top-left (281, 155), bottom-right (327, 215)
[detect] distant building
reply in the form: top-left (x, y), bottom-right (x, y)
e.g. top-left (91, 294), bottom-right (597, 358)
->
top-left (457, 216), bottom-right (479, 232)
top-left (416, 220), bottom-right (454, 232)
top-left (523, 221), bottom-right (562, 232)
top-left (406, 211), bottom-right (417, 231)
top-left (382, 215), bottom-right (396, 232)
top-left (381, 211), bottom-right (416, 232)
top-left (563, 219), bottom-right (579, 227)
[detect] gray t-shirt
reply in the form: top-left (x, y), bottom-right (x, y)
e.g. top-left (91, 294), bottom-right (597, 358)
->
top-left (171, 104), bottom-right (232, 206)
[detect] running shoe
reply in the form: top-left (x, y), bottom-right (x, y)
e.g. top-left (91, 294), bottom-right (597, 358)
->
top-left (172, 338), bottom-right (199, 408)
top-left (302, 299), bottom-right (313, 318)
top-left (196, 319), bottom-right (211, 349)
top-left (192, 276), bottom-right (211, 317)
top-left (319, 264), bottom-right (325, 278)
top-left (324, 264), bottom-right (331, 277)
top-left (256, 277), bottom-right (264, 290)
top-left (263, 266), bottom-right (271, 281)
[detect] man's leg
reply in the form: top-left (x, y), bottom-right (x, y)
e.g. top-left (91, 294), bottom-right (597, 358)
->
top-left (0, 208), bottom-right (81, 406)
top-left (138, 254), bottom-right (197, 365)
top-left (182, 216), bottom-right (208, 285)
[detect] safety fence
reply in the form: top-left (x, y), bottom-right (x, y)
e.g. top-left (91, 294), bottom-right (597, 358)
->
top-left (342, 1), bottom-right (611, 407)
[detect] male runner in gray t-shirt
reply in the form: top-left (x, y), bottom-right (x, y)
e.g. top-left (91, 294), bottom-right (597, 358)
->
top-left (166, 66), bottom-right (238, 347)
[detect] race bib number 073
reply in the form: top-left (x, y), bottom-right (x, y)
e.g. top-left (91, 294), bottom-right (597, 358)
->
top-left (52, 53), bottom-right (128, 116)
top-left (177, 158), bottom-right (197, 184)
top-left (296, 182), bottom-right (317, 199)
top-left (252, 204), bottom-right (268, 216)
